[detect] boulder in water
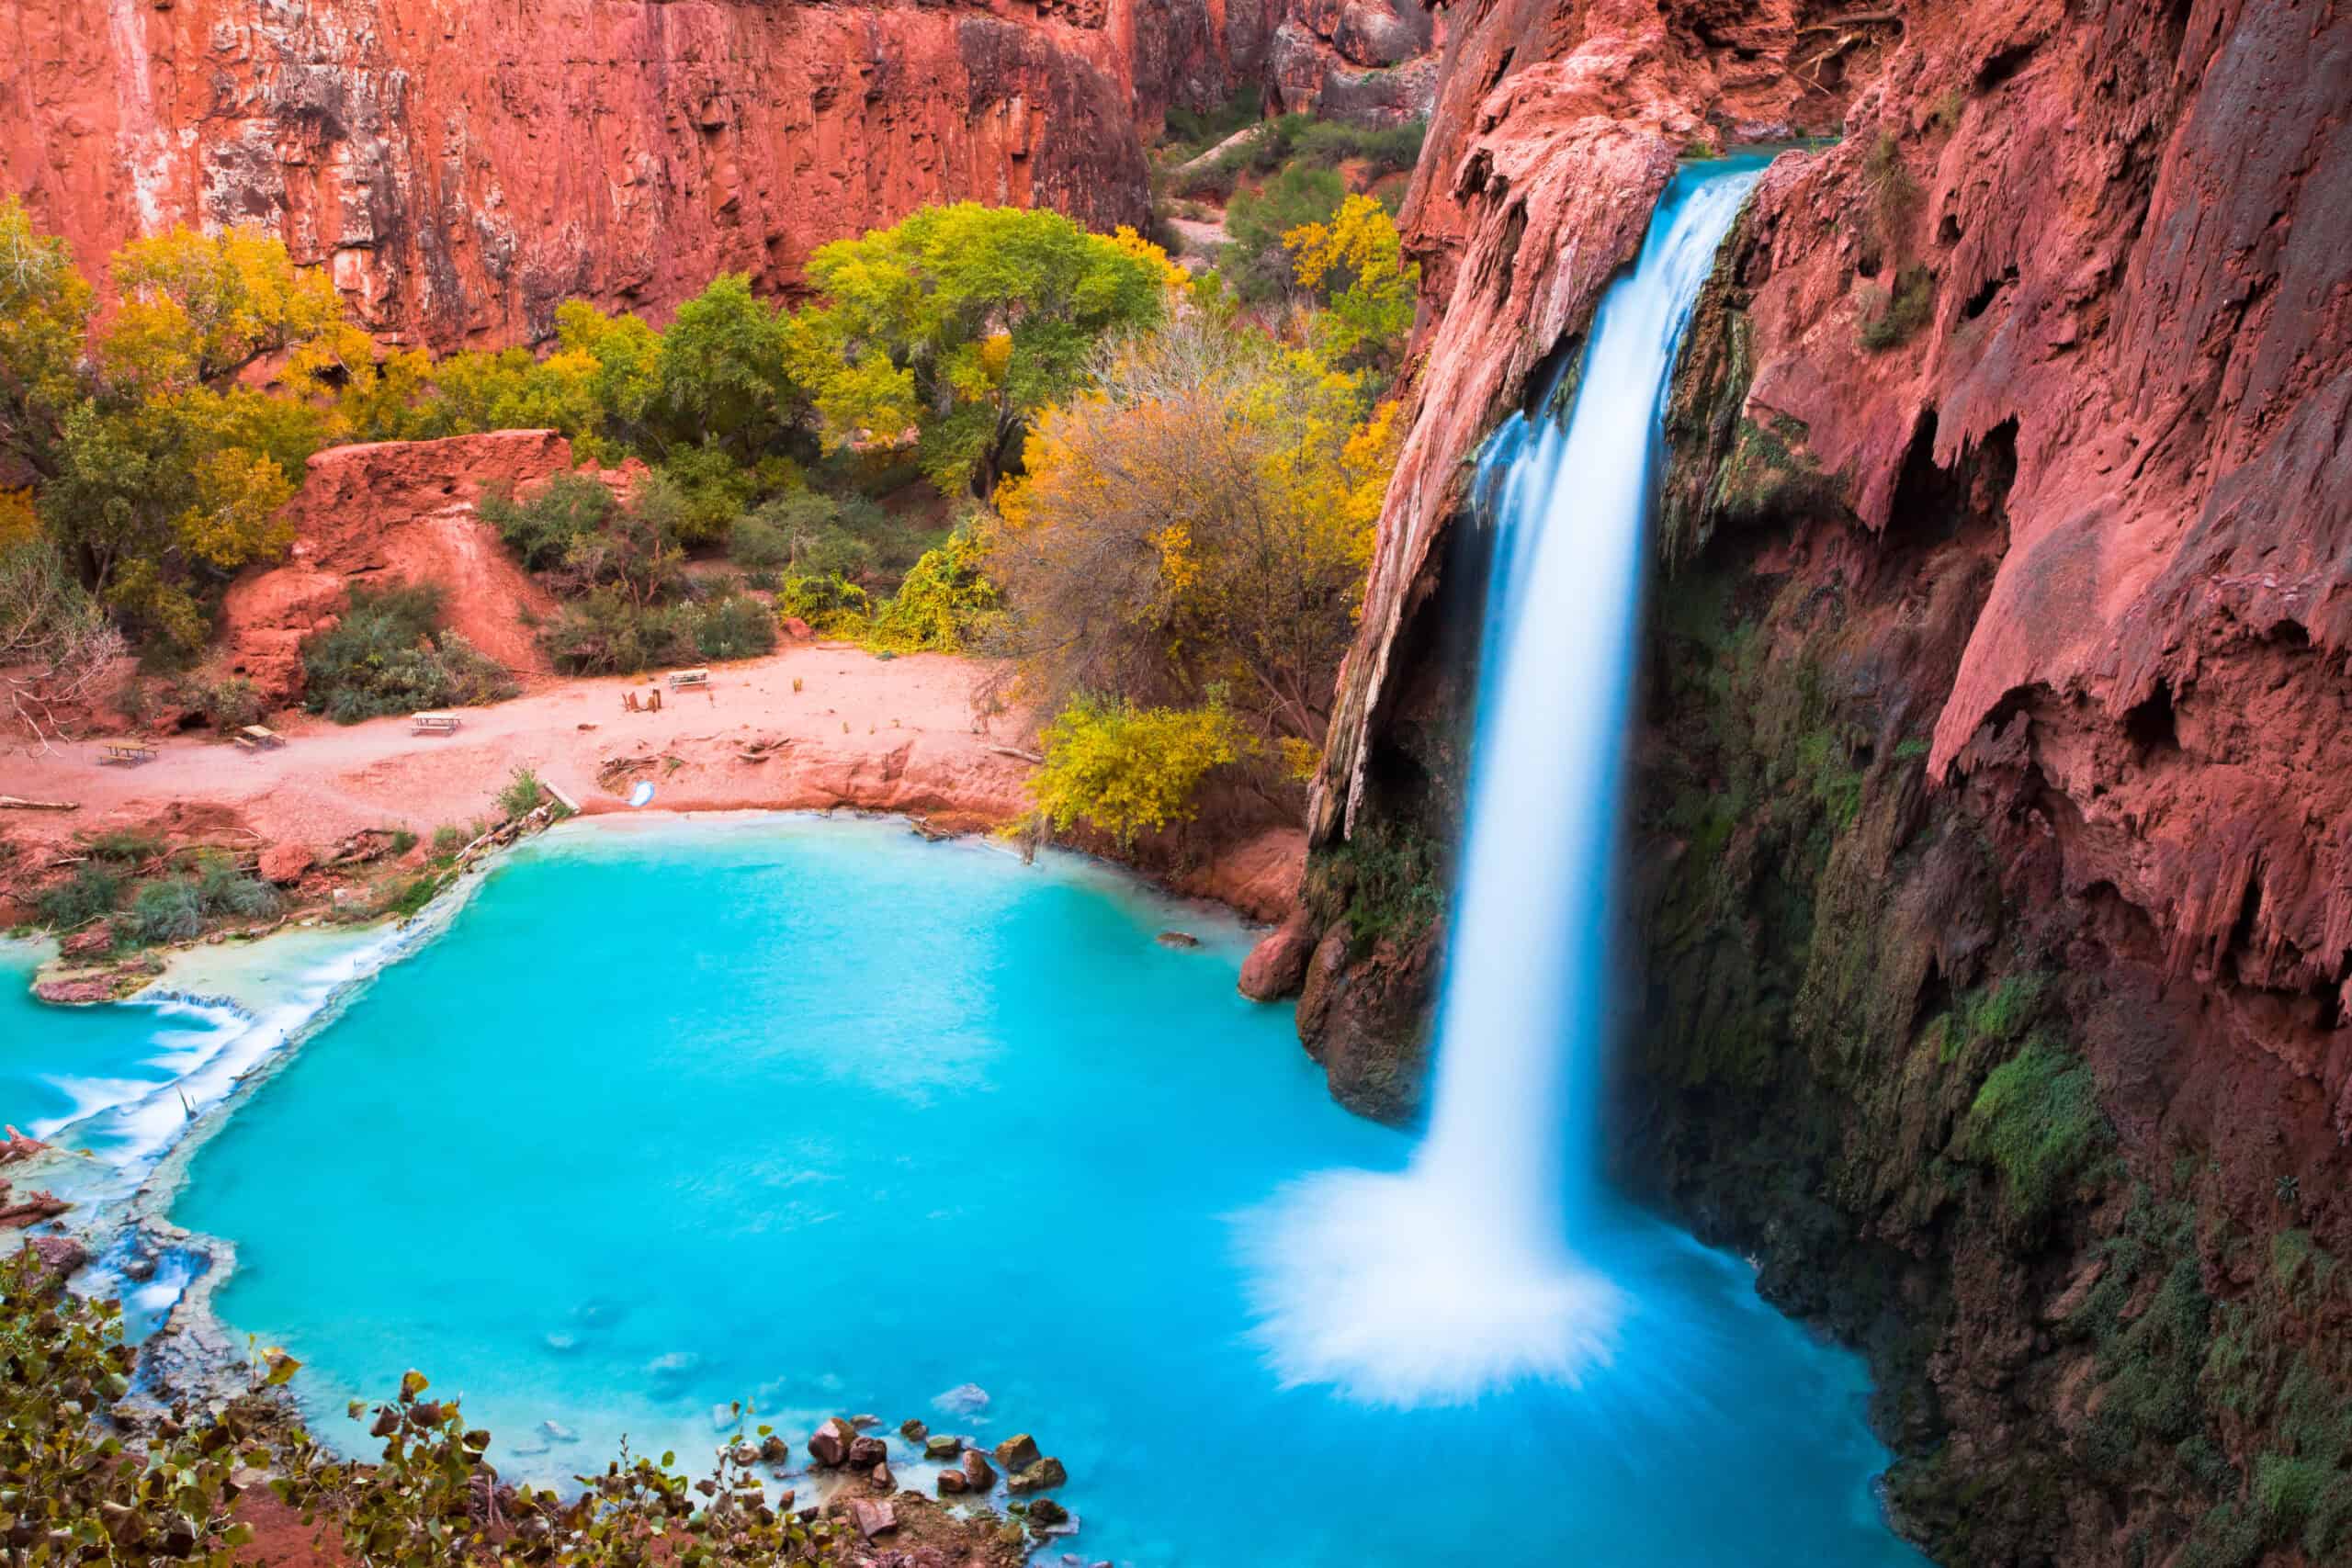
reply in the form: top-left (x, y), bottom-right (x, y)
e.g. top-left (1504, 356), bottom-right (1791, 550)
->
top-left (1027, 1496), bottom-right (1071, 1529)
top-left (808, 1416), bottom-right (855, 1467)
top-left (1238, 909), bottom-right (1315, 1000)
top-left (991, 1434), bottom-right (1040, 1472)
top-left (936, 1467), bottom-right (970, 1496)
top-left (847, 1435), bottom-right (888, 1469)
top-left (1008, 1457), bottom-right (1067, 1495)
top-left (923, 1433), bottom-right (962, 1460)
top-left (898, 1417), bottom-right (928, 1442)
top-left (960, 1450), bottom-right (997, 1490)
top-left (758, 1434), bottom-right (790, 1464)
top-left (869, 1461), bottom-right (895, 1493)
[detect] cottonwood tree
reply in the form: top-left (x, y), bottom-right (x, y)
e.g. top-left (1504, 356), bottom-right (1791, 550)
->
top-left (989, 313), bottom-right (1396, 752)
top-left (786, 204), bottom-right (1177, 498)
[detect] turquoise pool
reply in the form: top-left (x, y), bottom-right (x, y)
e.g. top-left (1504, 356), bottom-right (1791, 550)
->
top-left (16, 816), bottom-right (1927, 1565)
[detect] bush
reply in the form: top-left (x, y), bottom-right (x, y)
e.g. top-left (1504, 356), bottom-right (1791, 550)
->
top-left (776, 573), bottom-right (871, 630)
top-left (184, 673), bottom-right (265, 733)
top-left (862, 525), bottom-right (999, 653)
top-left (1222, 164), bottom-right (1348, 300)
top-left (496, 766), bottom-right (543, 820)
top-left (1967, 1037), bottom-right (2109, 1217)
top-left (1859, 264), bottom-right (1936, 351)
top-left (693, 593), bottom-right (778, 661)
top-left (728, 513), bottom-right (794, 571)
top-left (303, 582), bottom-right (517, 723)
top-left (37, 864), bottom-right (122, 928)
top-left (196, 856), bottom-right (281, 919)
top-left (1029, 694), bottom-right (1245, 845)
top-left (127, 877), bottom-right (204, 943)
top-left (85, 828), bottom-right (164, 864)
top-left (541, 588), bottom-right (701, 675)
top-left (479, 470), bottom-right (614, 570)
top-left (431, 824), bottom-right (469, 857)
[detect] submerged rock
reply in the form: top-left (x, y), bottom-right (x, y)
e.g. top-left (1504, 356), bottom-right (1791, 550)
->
top-left (1156, 930), bottom-right (1202, 949)
top-left (758, 1434), bottom-right (790, 1464)
top-left (933, 1382), bottom-right (989, 1416)
top-left (899, 1417), bottom-right (928, 1442)
top-left (847, 1435), bottom-right (888, 1469)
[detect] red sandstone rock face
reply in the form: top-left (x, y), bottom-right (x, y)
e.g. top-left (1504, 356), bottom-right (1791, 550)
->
top-left (1316, 0), bottom-right (1869, 842)
top-left (1265, 0), bottom-right (1442, 123)
top-left (2, 0), bottom-right (1283, 347)
top-left (217, 431), bottom-right (589, 704)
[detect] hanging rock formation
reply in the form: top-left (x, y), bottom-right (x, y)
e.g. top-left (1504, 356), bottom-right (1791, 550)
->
top-left (1, 0), bottom-right (1299, 347)
top-left (1295, 2), bottom-right (2352, 1562)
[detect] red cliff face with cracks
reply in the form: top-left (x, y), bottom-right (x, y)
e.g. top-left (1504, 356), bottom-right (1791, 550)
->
top-left (2, 0), bottom-right (1289, 346)
top-left (1297, 2), bottom-right (2352, 1561)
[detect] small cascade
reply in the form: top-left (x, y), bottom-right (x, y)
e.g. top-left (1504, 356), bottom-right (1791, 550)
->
top-left (1239, 159), bottom-right (1766, 1407)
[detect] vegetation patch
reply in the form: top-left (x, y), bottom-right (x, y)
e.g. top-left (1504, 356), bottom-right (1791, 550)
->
top-left (300, 581), bottom-right (516, 723)
top-left (1965, 1037), bottom-right (2109, 1218)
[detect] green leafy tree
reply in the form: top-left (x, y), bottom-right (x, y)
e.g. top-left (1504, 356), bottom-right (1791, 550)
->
top-left (653, 273), bottom-right (797, 458)
top-left (787, 204), bottom-right (1171, 497)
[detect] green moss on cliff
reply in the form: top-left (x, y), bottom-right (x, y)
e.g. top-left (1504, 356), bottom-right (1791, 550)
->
top-left (1966, 1038), bottom-right (2109, 1220)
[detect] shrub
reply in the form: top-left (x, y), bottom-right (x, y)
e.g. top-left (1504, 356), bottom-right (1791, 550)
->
top-left (728, 512), bottom-right (794, 571)
top-left (1967, 1037), bottom-right (2109, 1217)
top-left (1223, 164), bottom-right (1347, 300)
top-left (196, 857), bottom-right (281, 919)
top-left (693, 593), bottom-right (778, 661)
top-left (187, 674), bottom-right (265, 733)
top-left (776, 573), bottom-right (871, 630)
top-left (302, 582), bottom-right (517, 722)
top-left (37, 864), bottom-right (123, 928)
top-left (496, 766), bottom-right (544, 820)
top-left (479, 470), bottom-right (614, 570)
top-left (127, 877), bottom-right (204, 943)
top-left (430, 824), bottom-right (469, 857)
top-left (862, 525), bottom-right (999, 653)
top-left (85, 828), bottom-right (164, 864)
top-left (1859, 264), bottom-right (1936, 351)
top-left (541, 587), bottom-right (696, 674)
top-left (1029, 694), bottom-right (1246, 845)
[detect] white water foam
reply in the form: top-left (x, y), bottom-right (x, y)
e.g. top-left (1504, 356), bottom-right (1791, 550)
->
top-left (1238, 163), bottom-right (1766, 1407)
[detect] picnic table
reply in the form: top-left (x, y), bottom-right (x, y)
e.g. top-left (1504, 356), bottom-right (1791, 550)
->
top-left (100, 741), bottom-right (157, 765)
top-left (668, 668), bottom-right (711, 689)
top-left (412, 711), bottom-right (462, 735)
top-left (241, 725), bottom-right (285, 748)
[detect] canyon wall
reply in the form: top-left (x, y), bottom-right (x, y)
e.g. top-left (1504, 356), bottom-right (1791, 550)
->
top-left (1295, 2), bottom-right (2352, 1562)
top-left (1, 0), bottom-right (1282, 347)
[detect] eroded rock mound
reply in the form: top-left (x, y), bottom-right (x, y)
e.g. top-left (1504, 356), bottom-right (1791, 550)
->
top-left (218, 432), bottom-right (589, 705)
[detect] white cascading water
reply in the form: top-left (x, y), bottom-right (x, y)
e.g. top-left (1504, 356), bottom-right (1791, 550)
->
top-left (1239, 161), bottom-right (1766, 1407)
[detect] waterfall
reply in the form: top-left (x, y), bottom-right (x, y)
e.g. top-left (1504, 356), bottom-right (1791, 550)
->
top-left (1239, 160), bottom-right (1765, 1408)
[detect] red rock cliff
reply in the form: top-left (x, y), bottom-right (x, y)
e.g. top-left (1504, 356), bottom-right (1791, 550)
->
top-left (1299, 5), bottom-right (2352, 1561)
top-left (2, 0), bottom-right (1283, 346)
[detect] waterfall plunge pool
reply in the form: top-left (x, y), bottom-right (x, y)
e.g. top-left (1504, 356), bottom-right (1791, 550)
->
top-left (11, 814), bottom-right (1928, 1565)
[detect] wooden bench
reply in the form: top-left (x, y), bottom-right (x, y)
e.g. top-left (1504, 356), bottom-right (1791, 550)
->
top-left (412, 712), bottom-right (462, 736)
top-left (100, 742), bottom-right (156, 765)
top-left (242, 725), bottom-right (285, 749)
top-left (667, 668), bottom-right (710, 689)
